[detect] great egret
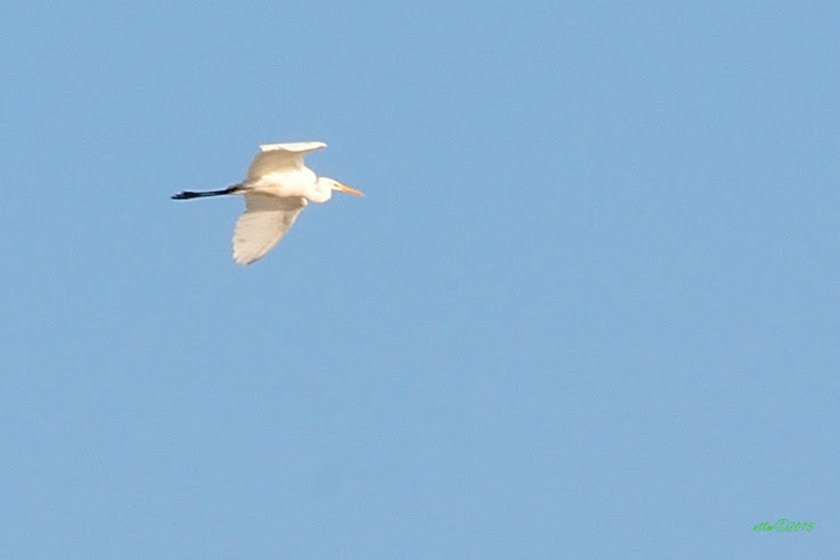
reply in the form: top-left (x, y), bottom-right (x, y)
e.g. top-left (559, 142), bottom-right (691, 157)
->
top-left (172, 141), bottom-right (363, 265)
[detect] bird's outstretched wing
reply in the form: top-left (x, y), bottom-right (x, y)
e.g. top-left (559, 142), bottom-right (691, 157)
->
top-left (246, 141), bottom-right (327, 179)
top-left (232, 194), bottom-right (307, 265)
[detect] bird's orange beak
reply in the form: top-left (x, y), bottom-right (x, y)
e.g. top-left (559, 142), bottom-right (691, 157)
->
top-left (334, 182), bottom-right (365, 197)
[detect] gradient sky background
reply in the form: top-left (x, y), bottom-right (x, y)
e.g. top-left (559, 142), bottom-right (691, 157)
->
top-left (2, 1), bottom-right (838, 558)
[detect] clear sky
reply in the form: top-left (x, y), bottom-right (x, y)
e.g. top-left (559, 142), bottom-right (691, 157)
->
top-left (2, 1), bottom-right (838, 558)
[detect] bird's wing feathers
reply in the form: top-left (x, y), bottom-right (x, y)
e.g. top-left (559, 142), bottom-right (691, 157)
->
top-left (232, 194), bottom-right (307, 265)
top-left (246, 141), bottom-right (327, 179)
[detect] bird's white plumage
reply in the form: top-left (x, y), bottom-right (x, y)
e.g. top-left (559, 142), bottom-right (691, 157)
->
top-left (172, 140), bottom-right (362, 265)
top-left (247, 142), bottom-right (327, 179)
top-left (233, 194), bottom-right (307, 265)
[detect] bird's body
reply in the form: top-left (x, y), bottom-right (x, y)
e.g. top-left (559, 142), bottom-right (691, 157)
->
top-left (172, 141), bottom-right (363, 265)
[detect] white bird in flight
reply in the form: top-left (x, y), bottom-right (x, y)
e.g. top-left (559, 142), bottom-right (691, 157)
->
top-left (172, 141), bottom-right (363, 265)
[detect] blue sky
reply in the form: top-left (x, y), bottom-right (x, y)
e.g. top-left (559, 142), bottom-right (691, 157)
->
top-left (2, 1), bottom-right (838, 557)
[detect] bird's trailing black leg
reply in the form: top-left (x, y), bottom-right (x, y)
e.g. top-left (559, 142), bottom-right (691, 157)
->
top-left (171, 184), bottom-right (244, 200)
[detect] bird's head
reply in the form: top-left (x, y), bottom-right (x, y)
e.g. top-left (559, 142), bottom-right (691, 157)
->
top-left (325, 178), bottom-right (364, 197)
top-left (310, 177), bottom-right (364, 203)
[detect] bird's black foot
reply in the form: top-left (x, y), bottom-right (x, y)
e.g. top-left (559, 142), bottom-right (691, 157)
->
top-left (171, 191), bottom-right (200, 200)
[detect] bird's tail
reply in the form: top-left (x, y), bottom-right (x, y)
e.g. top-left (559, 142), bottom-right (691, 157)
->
top-left (171, 184), bottom-right (243, 200)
